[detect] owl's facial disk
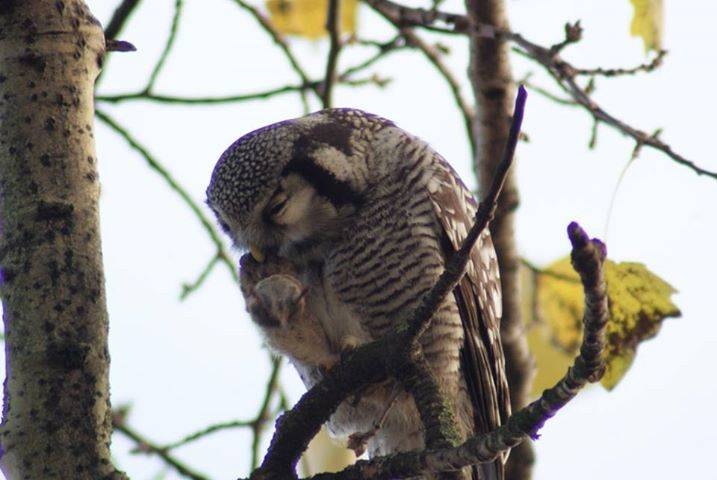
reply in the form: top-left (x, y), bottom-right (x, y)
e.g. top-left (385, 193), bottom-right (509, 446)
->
top-left (234, 173), bottom-right (344, 261)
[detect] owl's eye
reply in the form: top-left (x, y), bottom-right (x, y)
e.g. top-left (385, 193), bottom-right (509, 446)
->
top-left (268, 198), bottom-right (288, 217)
top-left (265, 191), bottom-right (289, 221)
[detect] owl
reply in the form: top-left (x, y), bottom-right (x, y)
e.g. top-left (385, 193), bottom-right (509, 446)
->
top-left (207, 109), bottom-right (510, 479)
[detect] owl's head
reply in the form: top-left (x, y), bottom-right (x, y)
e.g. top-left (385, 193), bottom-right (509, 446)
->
top-left (206, 109), bottom-right (393, 261)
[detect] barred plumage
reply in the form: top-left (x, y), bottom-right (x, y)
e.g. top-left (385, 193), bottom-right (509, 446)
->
top-left (207, 108), bottom-right (509, 479)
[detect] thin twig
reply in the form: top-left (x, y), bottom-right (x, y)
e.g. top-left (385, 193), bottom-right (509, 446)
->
top-left (251, 356), bottom-right (284, 470)
top-left (517, 74), bottom-right (576, 106)
top-left (574, 50), bottom-right (667, 77)
top-left (96, 75), bottom-right (384, 106)
top-left (95, 109), bottom-right (237, 284)
top-left (161, 418), bottom-right (256, 452)
top-left (400, 28), bottom-right (476, 156)
top-left (361, 0), bottom-right (717, 181)
top-left (231, 0), bottom-right (317, 111)
top-left (104, 0), bottom-right (142, 40)
top-left (99, 0), bottom-right (143, 84)
top-left (322, 0), bottom-right (343, 108)
top-left (340, 36), bottom-right (405, 79)
top-left (180, 254), bottom-right (221, 300)
top-left (97, 83), bottom-right (319, 105)
top-left (114, 416), bottom-right (210, 480)
top-left (145, 0), bottom-right (185, 92)
top-left (154, 357), bottom-right (283, 462)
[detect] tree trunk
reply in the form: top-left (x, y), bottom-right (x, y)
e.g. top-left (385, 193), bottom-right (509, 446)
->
top-left (0, 1), bottom-right (123, 478)
top-left (464, 1), bottom-right (535, 479)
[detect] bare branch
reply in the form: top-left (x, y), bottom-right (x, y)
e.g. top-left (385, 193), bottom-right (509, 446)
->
top-left (96, 76), bottom-right (385, 106)
top-left (181, 254), bottom-right (221, 300)
top-left (231, 0), bottom-right (317, 110)
top-left (97, 83), bottom-right (320, 105)
top-left (322, 0), bottom-right (343, 108)
top-left (574, 49), bottom-right (667, 77)
top-left (399, 28), bottom-right (476, 156)
top-left (104, 0), bottom-right (142, 40)
top-left (95, 109), bottom-right (238, 286)
top-left (113, 409), bottom-right (210, 480)
top-left (145, 0), bottom-right (185, 92)
top-left (340, 36), bottom-right (405, 79)
top-left (304, 222), bottom-right (607, 480)
top-left (361, 0), bottom-right (716, 181)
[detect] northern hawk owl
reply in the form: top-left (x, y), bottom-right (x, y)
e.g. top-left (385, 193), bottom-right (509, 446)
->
top-left (207, 109), bottom-right (510, 479)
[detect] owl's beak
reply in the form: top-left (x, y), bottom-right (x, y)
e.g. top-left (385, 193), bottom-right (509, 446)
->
top-left (249, 244), bottom-right (266, 263)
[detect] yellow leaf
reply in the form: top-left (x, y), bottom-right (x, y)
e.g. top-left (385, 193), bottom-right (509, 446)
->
top-left (265, 0), bottom-right (358, 39)
top-left (300, 427), bottom-right (355, 476)
top-left (522, 261), bottom-right (575, 397)
top-left (629, 0), bottom-right (664, 53)
top-left (528, 257), bottom-right (680, 395)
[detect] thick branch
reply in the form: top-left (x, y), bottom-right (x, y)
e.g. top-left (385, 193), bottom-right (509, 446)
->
top-left (303, 222), bottom-right (608, 479)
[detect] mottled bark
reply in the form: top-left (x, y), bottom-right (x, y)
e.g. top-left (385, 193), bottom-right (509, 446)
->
top-left (464, 0), bottom-right (535, 478)
top-left (0, 1), bottom-right (123, 478)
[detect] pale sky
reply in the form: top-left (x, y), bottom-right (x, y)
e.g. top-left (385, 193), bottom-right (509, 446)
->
top-left (4, 1), bottom-right (717, 479)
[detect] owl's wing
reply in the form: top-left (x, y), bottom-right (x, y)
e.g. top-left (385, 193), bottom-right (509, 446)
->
top-left (427, 161), bottom-right (511, 479)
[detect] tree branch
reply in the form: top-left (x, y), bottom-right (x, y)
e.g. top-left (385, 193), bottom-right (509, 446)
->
top-left (361, 0), bottom-right (716, 181)
top-left (231, 0), bottom-right (318, 111)
top-left (99, 0), bottom-right (143, 84)
top-left (113, 409), bottom-right (210, 480)
top-left (399, 28), bottom-right (476, 157)
top-left (304, 221), bottom-right (607, 479)
top-left (95, 109), bottom-right (237, 287)
top-left (104, 0), bottom-right (143, 40)
top-left (145, 0), bottom-right (185, 92)
top-left (322, 0), bottom-right (343, 108)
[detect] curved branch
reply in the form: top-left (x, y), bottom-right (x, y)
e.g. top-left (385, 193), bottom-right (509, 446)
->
top-left (95, 109), bottom-right (237, 285)
top-left (361, 0), bottom-right (717, 181)
top-left (303, 222), bottom-right (607, 479)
